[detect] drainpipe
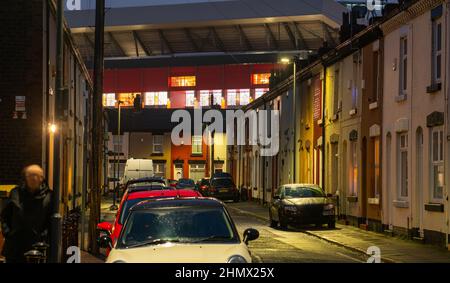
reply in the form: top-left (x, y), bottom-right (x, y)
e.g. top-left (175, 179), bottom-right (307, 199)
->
top-left (322, 65), bottom-right (327, 192)
top-left (445, 0), bottom-right (450, 248)
top-left (49, 0), bottom-right (64, 263)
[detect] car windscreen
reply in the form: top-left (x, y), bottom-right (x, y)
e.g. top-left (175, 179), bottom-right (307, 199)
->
top-left (284, 187), bottom-right (325, 198)
top-left (178, 179), bottom-right (195, 185)
top-left (118, 207), bottom-right (237, 248)
top-left (119, 198), bottom-right (143, 224)
top-left (211, 178), bottom-right (233, 187)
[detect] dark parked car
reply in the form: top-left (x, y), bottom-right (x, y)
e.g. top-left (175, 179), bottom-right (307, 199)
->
top-left (176, 178), bottom-right (196, 190)
top-left (125, 177), bottom-right (171, 193)
top-left (209, 177), bottom-right (239, 202)
top-left (269, 184), bottom-right (335, 230)
top-left (196, 178), bottom-right (210, 195)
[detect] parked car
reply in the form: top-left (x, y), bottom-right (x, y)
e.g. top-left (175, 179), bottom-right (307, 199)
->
top-left (196, 178), bottom-right (210, 195)
top-left (176, 178), bottom-right (196, 190)
top-left (209, 177), bottom-right (239, 202)
top-left (121, 158), bottom-right (153, 184)
top-left (97, 188), bottom-right (202, 255)
top-left (100, 198), bottom-right (259, 263)
top-left (167, 179), bottom-right (178, 188)
top-left (269, 184), bottom-right (335, 230)
top-left (125, 177), bottom-right (169, 193)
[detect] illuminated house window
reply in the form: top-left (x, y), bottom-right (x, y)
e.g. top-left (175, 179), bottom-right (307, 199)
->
top-left (145, 92), bottom-right (168, 106)
top-left (239, 89), bottom-right (250, 105)
top-left (103, 93), bottom-right (116, 107)
top-left (192, 135), bottom-right (202, 155)
top-left (185, 90), bottom-right (196, 107)
top-left (227, 90), bottom-right (237, 106)
top-left (170, 76), bottom-right (196, 87)
top-left (255, 88), bottom-right (269, 99)
top-left (117, 93), bottom-right (140, 107)
top-left (199, 90), bottom-right (211, 107)
top-left (252, 73), bottom-right (271, 85)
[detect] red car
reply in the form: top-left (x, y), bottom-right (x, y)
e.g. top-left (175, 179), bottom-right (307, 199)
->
top-left (97, 188), bottom-right (202, 254)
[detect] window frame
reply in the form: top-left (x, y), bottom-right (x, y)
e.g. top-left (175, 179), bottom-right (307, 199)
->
top-left (398, 133), bottom-right (409, 199)
top-left (399, 36), bottom-right (408, 96)
top-left (373, 137), bottom-right (381, 198)
top-left (430, 127), bottom-right (444, 202)
top-left (431, 17), bottom-right (442, 84)
top-left (192, 135), bottom-right (203, 155)
top-left (350, 140), bottom-right (358, 197)
top-left (152, 135), bottom-right (164, 154)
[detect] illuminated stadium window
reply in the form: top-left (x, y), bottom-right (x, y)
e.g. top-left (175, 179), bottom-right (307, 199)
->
top-left (103, 93), bottom-right (116, 107)
top-left (145, 92), bottom-right (168, 106)
top-left (117, 93), bottom-right (140, 107)
top-left (255, 88), bottom-right (269, 99)
top-left (252, 73), bottom-right (271, 85)
top-left (186, 90), bottom-right (196, 107)
top-left (170, 76), bottom-right (196, 87)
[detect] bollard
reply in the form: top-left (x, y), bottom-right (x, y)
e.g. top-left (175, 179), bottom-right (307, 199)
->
top-left (24, 250), bottom-right (45, 263)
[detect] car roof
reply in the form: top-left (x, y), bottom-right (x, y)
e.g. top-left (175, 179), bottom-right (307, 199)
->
top-left (127, 189), bottom-right (201, 200)
top-left (126, 177), bottom-right (166, 185)
top-left (130, 197), bottom-right (223, 210)
top-left (282, 183), bottom-right (322, 188)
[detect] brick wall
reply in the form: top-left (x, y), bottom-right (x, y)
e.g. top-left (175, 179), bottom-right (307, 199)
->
top-left (0, 0), bottom-right (44, 183)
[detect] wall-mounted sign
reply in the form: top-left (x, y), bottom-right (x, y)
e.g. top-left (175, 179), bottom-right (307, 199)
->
top-left (15, 96), bottom-right (26, 112)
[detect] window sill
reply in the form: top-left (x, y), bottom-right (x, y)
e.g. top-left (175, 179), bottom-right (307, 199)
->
top-left (151, 153), bottom-right (163, 157)
top-left (369, 101), bottom-right (378, 110)
top-left (426, 82), bottom-right (442, 94)
top-left (349, 109), bottom-right (357, 116)
top-left (368, 197), bottom-right (380, 205)
top-left (347, 196), bottom-right (358, 203)
top-left (191, 153), bottom-right (203, 157)
top-left (424, 203), bottom-right (444, 212)
top-left (395, 94), bottom-right (407, 102)
top-left (393, 199), bottom-right (409, 208)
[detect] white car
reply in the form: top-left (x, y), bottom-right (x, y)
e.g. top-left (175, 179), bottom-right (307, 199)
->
top-left (100, 197), bottom-right (259, 263)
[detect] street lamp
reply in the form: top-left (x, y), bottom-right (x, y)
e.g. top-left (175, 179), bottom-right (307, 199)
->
top-left (280, 56), bottom-right (298, 183)
top-left (110, 100), bottom-right (123, 211)
top-left (48, 123), bottom-right (57, 134)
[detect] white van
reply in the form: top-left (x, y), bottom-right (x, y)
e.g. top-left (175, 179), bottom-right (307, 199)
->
top-left (121, 158), bottom-right (154, 184)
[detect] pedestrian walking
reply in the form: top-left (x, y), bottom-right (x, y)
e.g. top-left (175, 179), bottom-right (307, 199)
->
top-left (0, 165), bottom-right (53, 263)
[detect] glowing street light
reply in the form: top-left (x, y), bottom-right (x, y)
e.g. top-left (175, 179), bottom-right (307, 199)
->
top-left (49, 123), bottom-right (57, 134)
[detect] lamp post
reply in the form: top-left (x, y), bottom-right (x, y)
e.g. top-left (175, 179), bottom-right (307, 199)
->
top-left (110, 100), bottom-right (122, 211)
top-left (280, 56), bottom-right (298, 183)
top-left (49, 0), bottom-right (64, 263)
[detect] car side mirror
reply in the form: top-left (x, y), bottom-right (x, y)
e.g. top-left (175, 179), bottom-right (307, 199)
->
top-left (243, 228), bottom-right (259, 244)
top-left (98, 235), bottom-right (112, 249)
top-left (97, 222), bottom-right (113, 234)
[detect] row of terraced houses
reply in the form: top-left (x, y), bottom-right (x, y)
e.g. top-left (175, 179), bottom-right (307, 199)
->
top-left (232, 0), bottom-right (450, 247)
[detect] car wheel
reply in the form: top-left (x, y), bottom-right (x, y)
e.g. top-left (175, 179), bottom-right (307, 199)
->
top-left (269, 210), bottom-right (278, 228)
top-left (328, 221), bottom-right (336, 229)
top-left (278, 211), bottom-right (288, 230)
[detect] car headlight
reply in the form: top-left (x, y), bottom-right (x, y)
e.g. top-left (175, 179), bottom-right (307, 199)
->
top-left (227, 255), bottom-right (247, 263)
top-left (324, 204), bottom-right (334, 210)
top-left (284, 205), bottom-right (297, 212)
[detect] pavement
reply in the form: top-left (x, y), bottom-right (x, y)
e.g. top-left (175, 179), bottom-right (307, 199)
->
top-left (226, 201), bottom-right (450, 263)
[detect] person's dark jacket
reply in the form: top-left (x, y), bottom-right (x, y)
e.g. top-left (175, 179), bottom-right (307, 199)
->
top-left (0, 183), bottom-right (53, 262)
